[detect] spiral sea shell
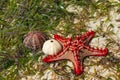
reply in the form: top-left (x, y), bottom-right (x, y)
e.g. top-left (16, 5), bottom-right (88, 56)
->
top-left (42, 39), bottom-right (63, 55)
top-left (23, 31), bottom-right (47, 51)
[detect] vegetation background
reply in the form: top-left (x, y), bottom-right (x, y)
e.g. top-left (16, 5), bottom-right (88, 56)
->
top-left (0, 0), bottom-right (120, 80)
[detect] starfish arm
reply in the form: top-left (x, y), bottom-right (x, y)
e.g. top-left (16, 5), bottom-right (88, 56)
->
top-left (81, 31), bottom-right (95, 45)
top-left (54, 34), bottom-right (68, 43)
top-left (73, 51), bottom-right (84, 75)
top-left (43, 47), bottom-right (69, 62)
top-left (81, 46), bottom-right (108, 57)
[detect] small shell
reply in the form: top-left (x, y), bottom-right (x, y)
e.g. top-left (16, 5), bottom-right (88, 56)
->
top-left (23, 31), bottom-right (47, 51)
top-left (42, 39), bottom-right (63, 55)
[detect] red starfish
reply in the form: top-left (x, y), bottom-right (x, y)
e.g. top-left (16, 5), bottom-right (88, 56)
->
top-left (43, 31), bottom-right (108, 75)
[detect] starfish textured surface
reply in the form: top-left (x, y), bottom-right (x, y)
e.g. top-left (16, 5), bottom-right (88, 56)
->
top-left (43, 31), bottom-right (108, 75)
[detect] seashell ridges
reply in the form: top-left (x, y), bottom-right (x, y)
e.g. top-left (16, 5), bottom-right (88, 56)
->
top-left (42, 39), bottom-right (63, 55)
top-left (23, 31), bottom-right (47, 51)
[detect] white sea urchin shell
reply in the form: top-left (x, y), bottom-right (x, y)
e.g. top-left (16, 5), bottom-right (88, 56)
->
top-left (42, 39), bottom-right (63, 55)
